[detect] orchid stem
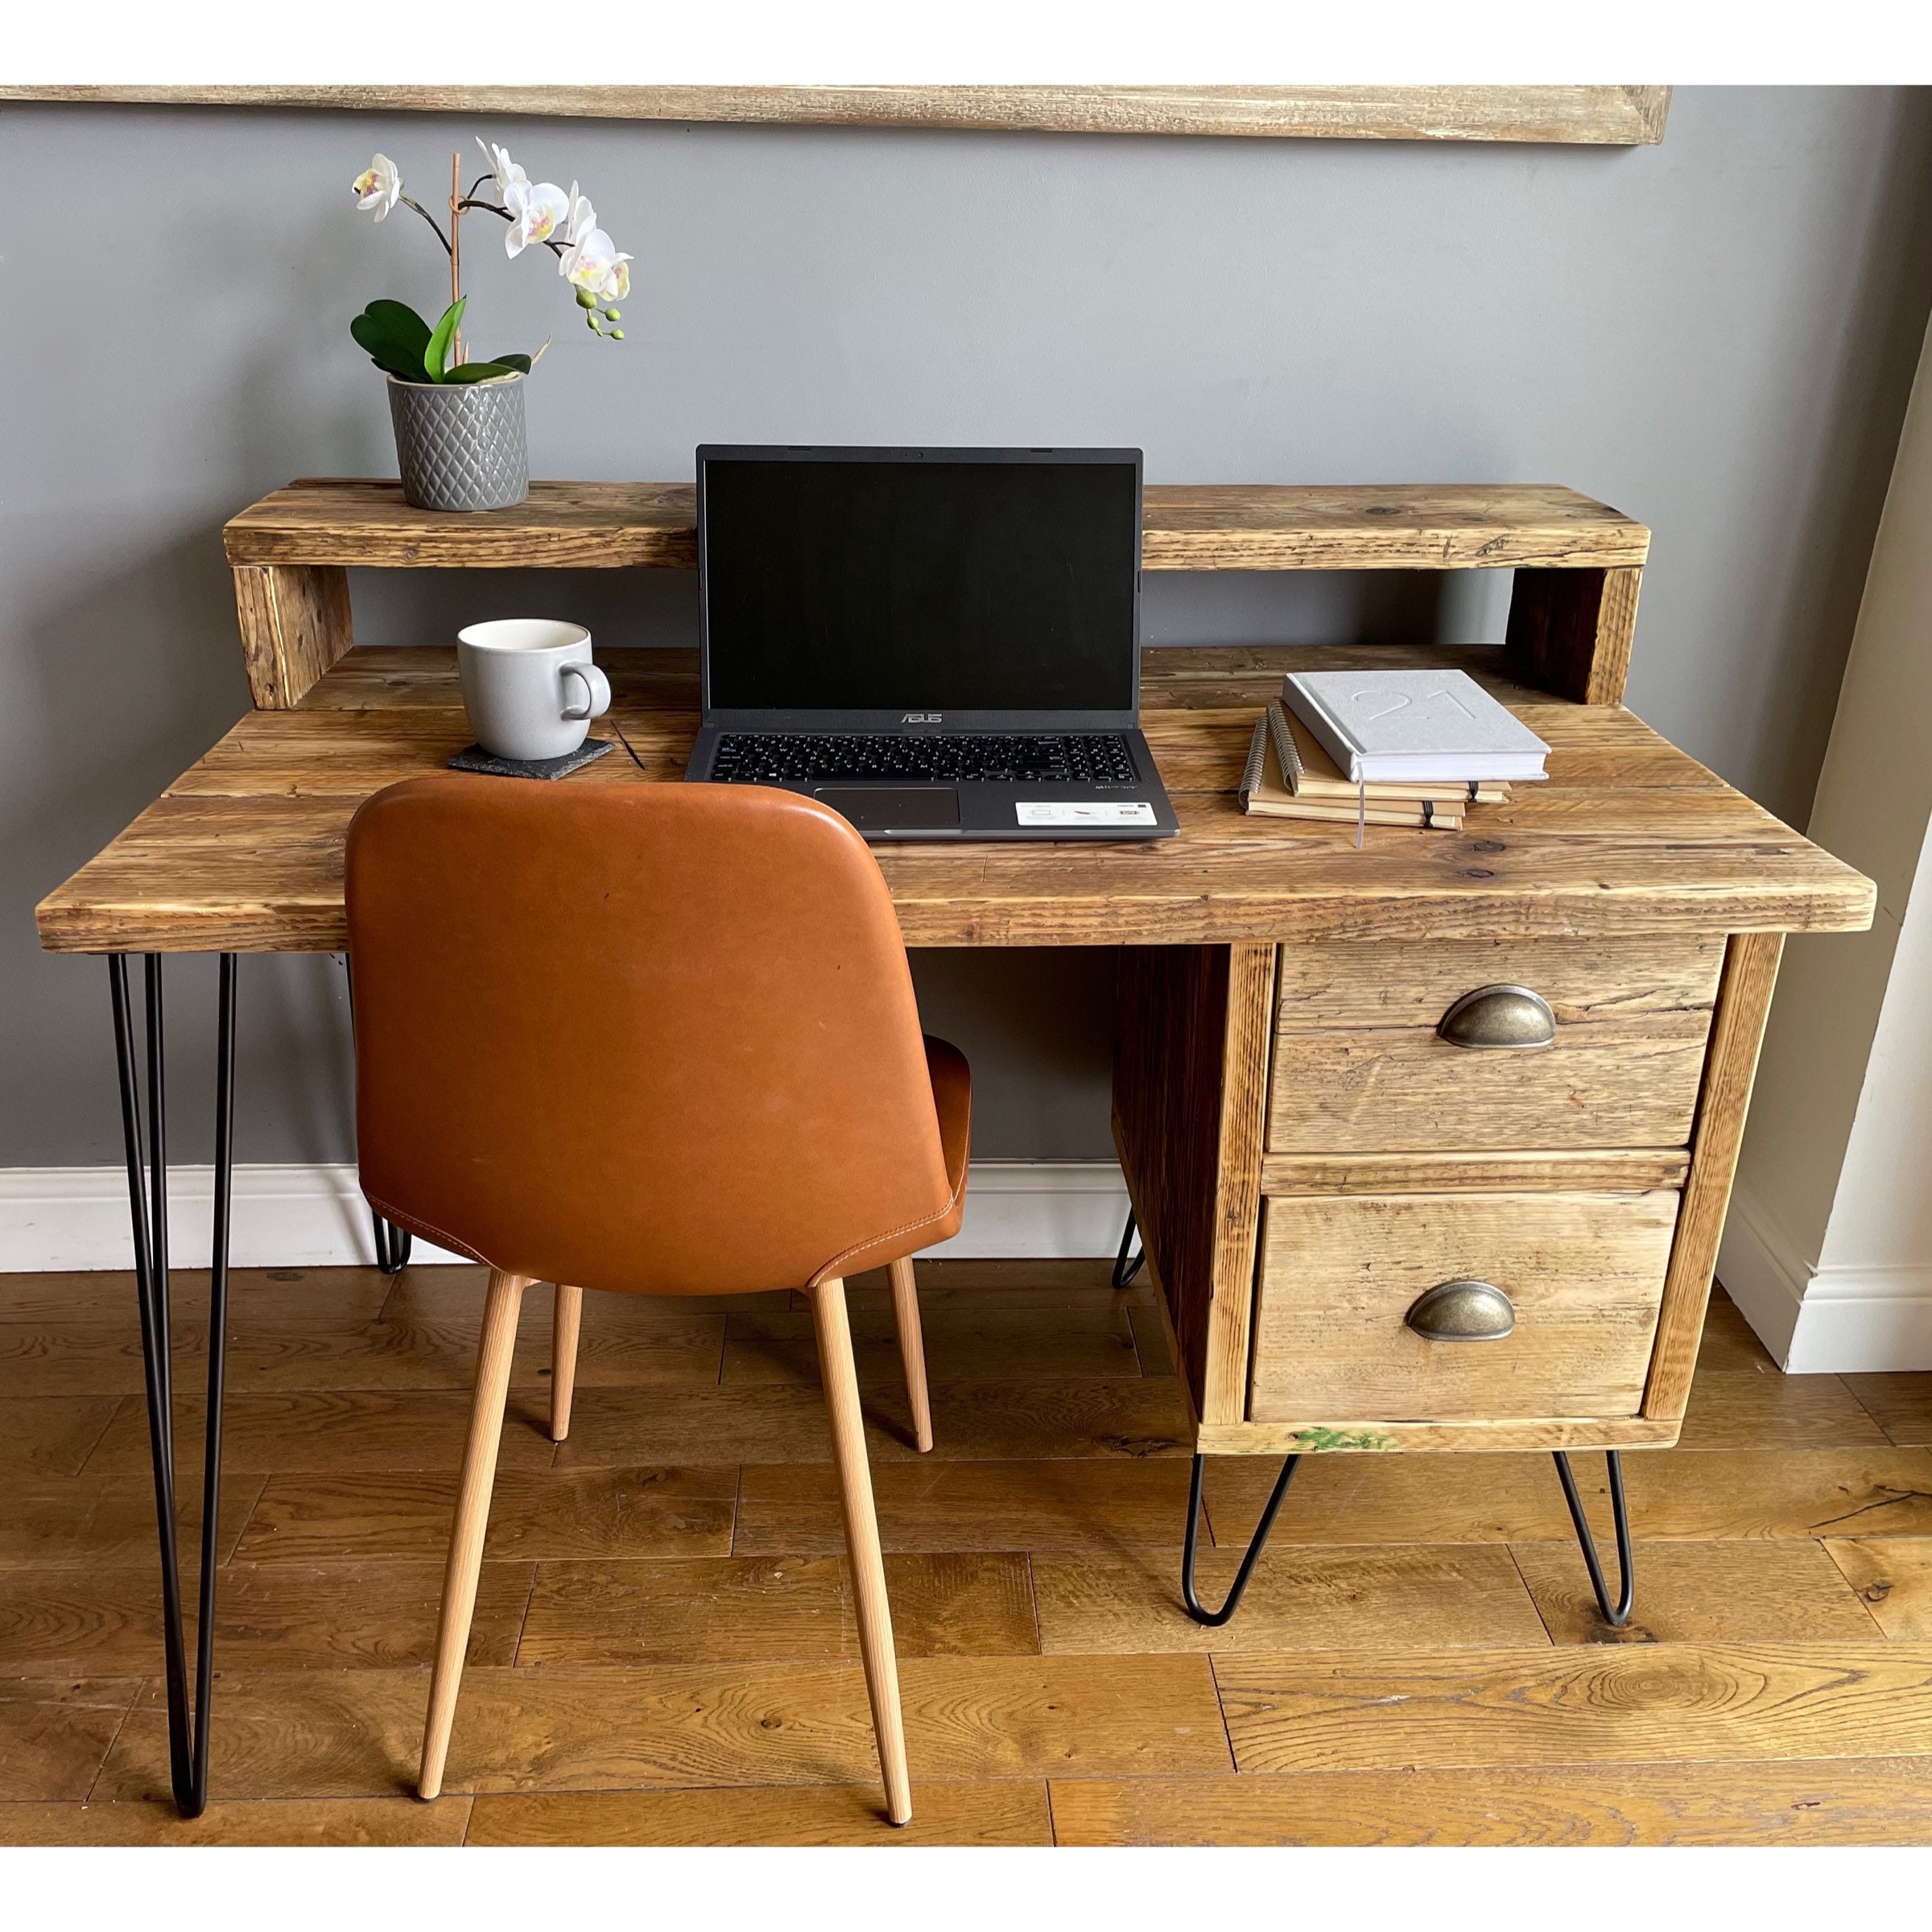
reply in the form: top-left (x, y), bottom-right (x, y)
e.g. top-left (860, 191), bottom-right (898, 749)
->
top-left (398, 196), bottom-right (452, 258)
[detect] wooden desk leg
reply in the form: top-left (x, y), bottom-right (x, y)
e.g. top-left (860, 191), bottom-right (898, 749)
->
top-left (106, 951), bottom-right (239, 1819)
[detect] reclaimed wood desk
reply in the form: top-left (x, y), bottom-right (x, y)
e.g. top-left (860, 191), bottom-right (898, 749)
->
top-left (36, 481), bottom-right (1875, 1809)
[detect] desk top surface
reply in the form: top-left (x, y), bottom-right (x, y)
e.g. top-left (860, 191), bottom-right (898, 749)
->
top-left (37, 646), bottom-right (1872, 954)
top-left (225, 479), bottom-right (1652, 572)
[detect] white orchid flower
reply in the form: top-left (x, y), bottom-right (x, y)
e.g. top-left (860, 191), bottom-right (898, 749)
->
top-left (352, 154), bottom-right (402, 221)
top-left (597, 257), bottom-right (631, 303)
top-left (562, 184), bottom-right (597, 250)
top-left (476, 136), bottom-right (529, 200)
top-left (503, 178), bottom-right (570, 258)
top-left (561, 224), bottom-right (632, 301)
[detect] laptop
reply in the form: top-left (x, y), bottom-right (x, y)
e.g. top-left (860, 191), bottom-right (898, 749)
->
top-left (684, 445), bottom-right (1179, 842)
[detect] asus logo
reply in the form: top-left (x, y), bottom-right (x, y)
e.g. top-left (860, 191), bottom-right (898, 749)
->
top-left (902, 712), bottom-right (943, 724)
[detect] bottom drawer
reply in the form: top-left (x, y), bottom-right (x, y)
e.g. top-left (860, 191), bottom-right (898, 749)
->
top-left (1248, 1190), bottom-right (1679, 1426)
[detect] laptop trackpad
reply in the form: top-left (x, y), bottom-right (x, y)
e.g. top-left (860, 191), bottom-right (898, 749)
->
top-left (815, 786), bottom-right (960, 833)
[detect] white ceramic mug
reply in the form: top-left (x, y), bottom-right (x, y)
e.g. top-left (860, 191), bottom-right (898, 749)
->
top-left (456, 619), bottom-right (612, 763)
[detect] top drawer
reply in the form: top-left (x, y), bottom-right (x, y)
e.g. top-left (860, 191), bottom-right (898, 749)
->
top-left (1267, 935), bottom-right (1725, 1154)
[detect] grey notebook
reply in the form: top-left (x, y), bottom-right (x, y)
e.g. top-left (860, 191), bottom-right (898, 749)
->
top-left (1282, 669), bottom-right (1550, 785)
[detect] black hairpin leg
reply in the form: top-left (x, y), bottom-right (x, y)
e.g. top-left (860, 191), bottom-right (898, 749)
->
top-left (1180, 1451), bottom-right (1299, 1626)
top-left (109, 952), bottom-right (237, 1818)
top-left (371, 1212), bottom-right (412, 1274)
top-left (1112, 1208), bottom-right (1145, 1288)
top-left (1552, 1449), bottom-right (1635, 1628)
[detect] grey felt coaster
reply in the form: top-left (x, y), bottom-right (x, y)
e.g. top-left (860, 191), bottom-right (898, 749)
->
top-left (448, 738), bottom-right (616, 781)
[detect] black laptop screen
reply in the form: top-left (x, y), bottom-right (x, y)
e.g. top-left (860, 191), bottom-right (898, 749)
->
top-left (700, 452), bottom-right (1140, 712)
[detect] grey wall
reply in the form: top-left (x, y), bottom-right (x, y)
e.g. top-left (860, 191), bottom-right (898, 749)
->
top-left (4, 89), bottom-right (1930, 1169)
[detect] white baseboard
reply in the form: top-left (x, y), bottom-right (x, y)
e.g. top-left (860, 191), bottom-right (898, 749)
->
top-left (1718, 1184), bottom-right (1932, 1373)
top-left (0, 1160), bottom-right (1130, 1273)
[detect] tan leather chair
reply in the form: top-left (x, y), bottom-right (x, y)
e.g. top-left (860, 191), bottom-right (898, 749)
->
top-left (346, 774), bottom-right (970, 1825)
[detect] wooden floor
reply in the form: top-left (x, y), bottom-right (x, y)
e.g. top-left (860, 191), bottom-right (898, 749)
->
top-left (2, 1259), bottom-right (1930, 1846)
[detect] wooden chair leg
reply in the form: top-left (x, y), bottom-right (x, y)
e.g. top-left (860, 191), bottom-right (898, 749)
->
top-left (810, 1274), bottom-right (913, 1826)
top-left (419, 1268), bottom-right (529, 1801)
top-left (886, 1254), bottom-right (933, 1454)
top-left (551, 1282), bottom-right (583, 1443)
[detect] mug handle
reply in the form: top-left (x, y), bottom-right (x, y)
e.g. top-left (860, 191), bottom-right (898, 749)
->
top-left (559, 662), bottom-right (612, 722)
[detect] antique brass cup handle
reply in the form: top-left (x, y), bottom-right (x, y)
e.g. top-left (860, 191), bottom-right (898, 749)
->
top-left (1406, 1278), bottom-right (1517, 1342)
top-left (1437, 984), bottom-right (1556, 1051)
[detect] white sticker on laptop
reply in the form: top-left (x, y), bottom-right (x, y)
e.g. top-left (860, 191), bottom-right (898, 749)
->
top-left (1016, 801), bottom-right (1158, 828)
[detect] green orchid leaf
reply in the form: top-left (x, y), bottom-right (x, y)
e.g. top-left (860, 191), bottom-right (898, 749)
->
top-left (423, 297), bottom-right (466, 382)
top-left (492, 353), bottom-right (533, 374)
top-left (350, 299), bottom-right (437, 381)
top-left (361, 299), bottom-right (431, 356)
top-left (442, 361), bottom-right (520, 384)
top-left (349, 316), bottom-right (427, 382)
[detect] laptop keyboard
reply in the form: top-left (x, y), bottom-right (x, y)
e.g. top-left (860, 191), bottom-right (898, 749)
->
top-left (711, 732), bottom-right (1140, 785)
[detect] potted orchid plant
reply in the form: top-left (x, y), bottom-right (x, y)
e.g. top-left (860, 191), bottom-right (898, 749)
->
top-left (350, 140), bottom-right (631, 511)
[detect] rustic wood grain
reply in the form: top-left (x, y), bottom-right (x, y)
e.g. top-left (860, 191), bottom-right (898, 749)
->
top-left (1249, 1191), bottom-right (1679, 1426)
top-left (4, 85), bottom-right (1672, 145)
top-left (0, 1474), bottom-right (264, 1570)
top-left (1513, 1538), bottom-right (1886, 1645)
top-left (231, 562), bottom-right (353, 709)
top-left (95, 1656), bottom-right (1231, 1798)
top-left (1505, 564), bottom-right (1645, 705)
top-left (1194, 1416), bottom-right (1683, 1455)
top-left (1615, 1449), bottom-right (1932, 1540)
top-left (1033, 1543), bottom-right (1547, 1654)
top-left (1843, 1374), bottom-right (1932, 1446)
top-left (0, 1678), bottom-right (144, 1802)
top-left (1046, 1760), bottom-right (1932, 1847)
top-left (551, 1378), bottom-right (1193, 1469)
top-left (234, 1466), bottom-right (737, 1565)
top-left (735, 1459), bottom-right (1198, 1554)
top-left (0, 1397), bottom-right (121, 1478)
top-left (1823, 1538), bottom-right (1932, 1638)
top-left (0, 1795), bottom-right (473, 1846)
top-left (37, 647), bottom-right (1872, 954)
top-left (515, 1553), bottom-right (1038, 1665)
top-left (1674, 1369), bottom-right (1890, 1451)
top-left (466, 1780), bottom-right (1051, 1847)
top-left (0, 1560), bottom-right (533, 1674)
top-left (1644, 932), bottom-right (1786, 1421)
top-left (1215, 1641), bottom-right (1932, 1773)
top-left (1700, 1288), bottom-right (1781, 1374)
top-left (1268, 934), bottom-right (1723, 1154)
top-left (1260, 1150), bottom-right (1691, 1195)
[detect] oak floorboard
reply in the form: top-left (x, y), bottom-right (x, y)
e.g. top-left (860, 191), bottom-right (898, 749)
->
top-left (0, 1678), bottom-right (142, 1802)
top-left (736, 1459), bottom-right (1197, 1554)
top-left (94, 1655), bottom-right (1231, 1798)
top-left (1046, 1761), bottom-right (1932, 1847)
top-left (517, 1553), bottom-right (1038, 1664)
top-left (1674, 1370), bottom-right (1889, 1450)
top-left (0, 1561), bottom-right (533, 1674)
top-left (1127, 1304), bottom-right (1176, 1377)
top-left (82, 1388), bottom-right (559, 1476)
top-left (1843, 1373), bottom-right (1932, 1447)
top-left (1698, 1288), bottom-right (1779, 1375)
top-left (1513, 1539), bottom-right (1885, 1645)
top-left (234, 1467), bottom-right (737, 1564)
top-left (722, 1307), bottom-right (1141, 1387)
top-left (1824, 1538), bottom-right (1932, 1638)
top-left (0, 1397), bottom-right (122, 1479)
top-left (466, 1780), bottom-right (1051, 1846)
top-left (0, 1268), bottom-right (393, 1326)
top-left (1033, 1544), bottom-right (1548, 1653)
top-left (0, 1796), bottom-right (473, 1845)
top-left (1203, 1452), bottom-right (1579, 1546)
top-left (0, 1318), bottom-right (211, 1397)
top-left (1214, 1641), bottom-right (1932, 1773)
top-left (0, 1474), bottom-right (266, 1570)
top-left (1618, 1449), bottom-right (1932, 1539)
top-left (553, 1378), bottom-right (1193, 1470)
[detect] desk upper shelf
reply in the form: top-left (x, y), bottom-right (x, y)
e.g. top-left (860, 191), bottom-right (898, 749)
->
top-left (225, 480), bottom-right (1651, 573)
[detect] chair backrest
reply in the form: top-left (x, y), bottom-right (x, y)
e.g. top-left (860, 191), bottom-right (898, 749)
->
top-left (346, 775), bottom-right (953, 1296)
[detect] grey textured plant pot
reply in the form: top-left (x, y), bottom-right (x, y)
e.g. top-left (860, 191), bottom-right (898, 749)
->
top-left (386, 372), bottom-right (529, 513)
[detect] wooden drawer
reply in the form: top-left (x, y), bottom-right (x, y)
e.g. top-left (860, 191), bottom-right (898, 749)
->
top-left (1266, 935), bottom-right (1725, 1154)
top-left (1248, 1189), bottom-right (1680, 1426)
